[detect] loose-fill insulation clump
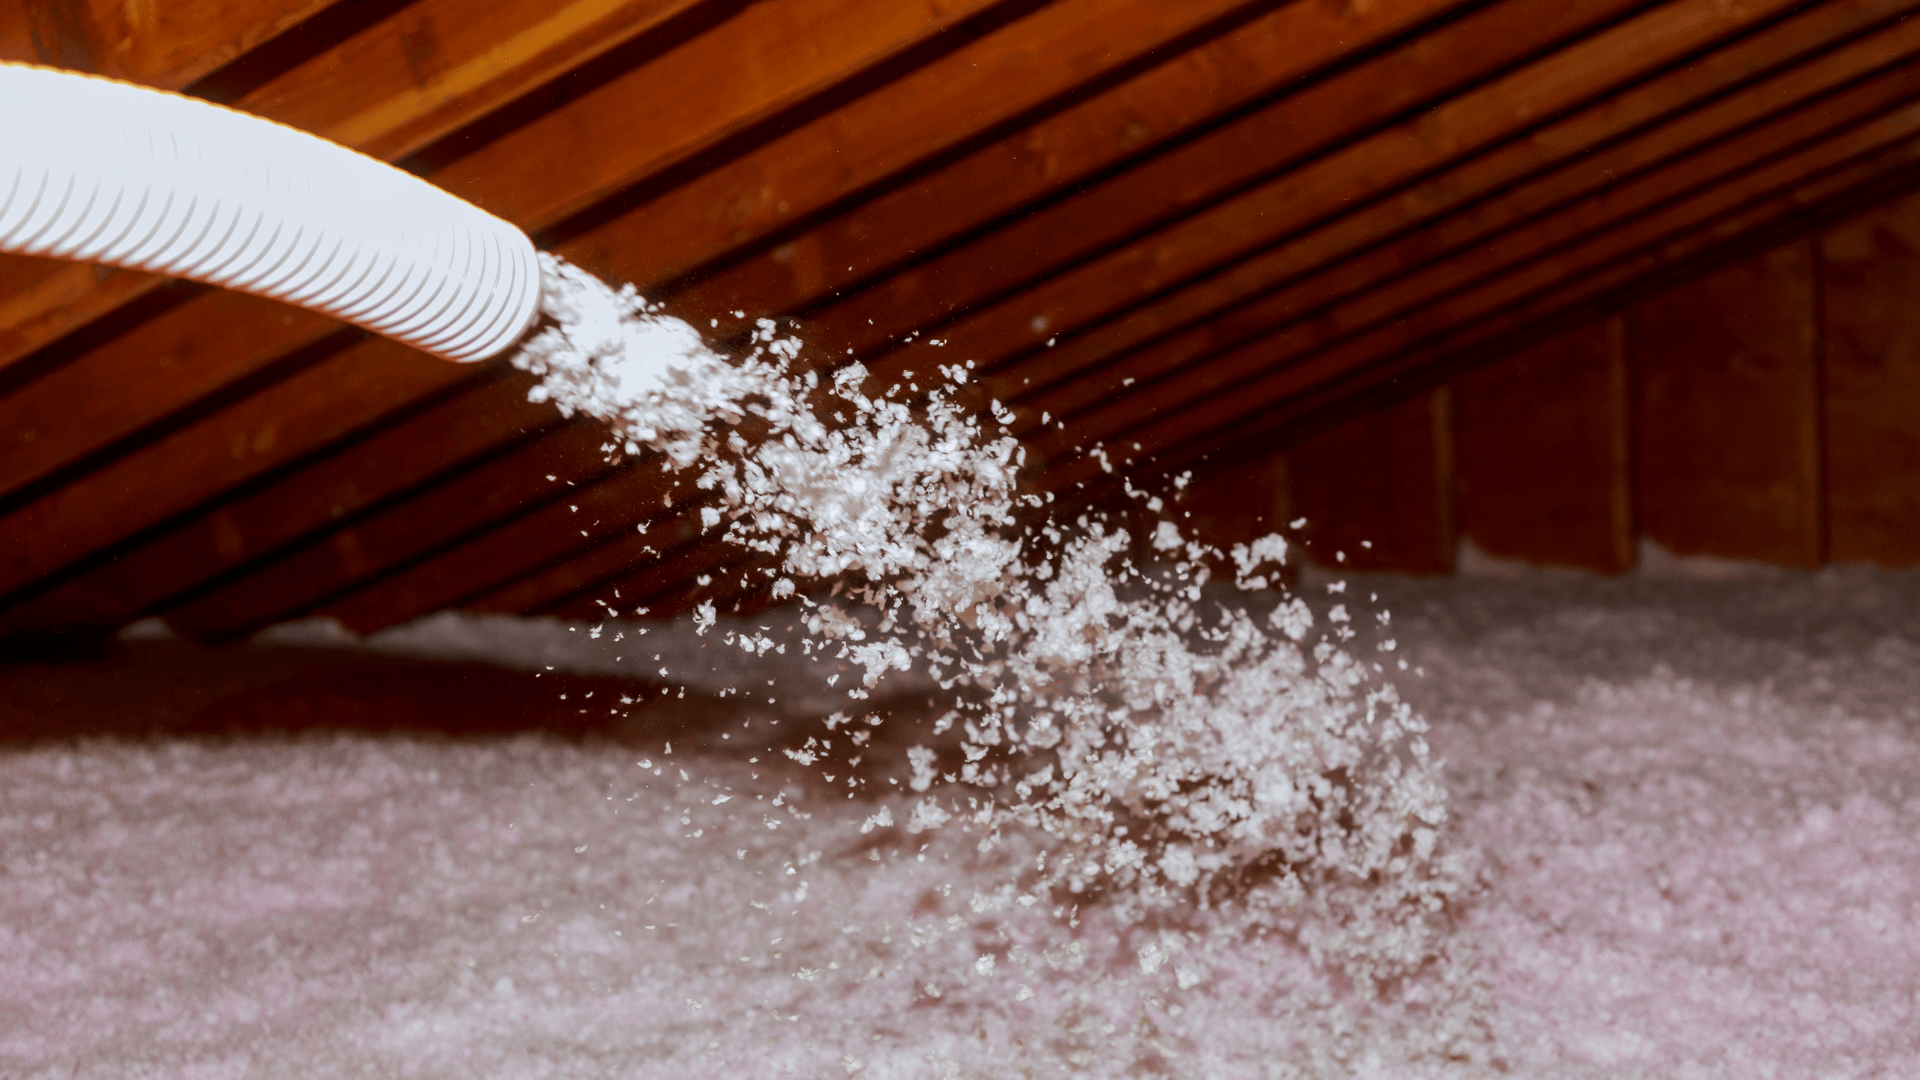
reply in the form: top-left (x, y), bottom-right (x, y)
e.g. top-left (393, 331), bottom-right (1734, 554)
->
top-left (507, 255), bottom-right (1481, 1033)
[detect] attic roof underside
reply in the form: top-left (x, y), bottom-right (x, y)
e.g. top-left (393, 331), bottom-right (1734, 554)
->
top-left (4, 0), bottom-right (1917, 642)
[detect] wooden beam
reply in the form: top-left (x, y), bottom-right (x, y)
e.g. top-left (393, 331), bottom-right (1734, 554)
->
top-left (1820, 192), bottom-right (1920, 563)
top-left (429, 0), bottom-right (1006, 231)
top-left (466, 511), bottom-right (710, 616)
top-left (0, 334), bottom-right (477, 600)
top-left (165, 424), bottom-right (634, 640)
top-left (1032, 72), bottom-right (1920, 490)
top-left (0, 289), bottom-right (344, 503)
top-left (306, 463), bottom-right (699, 636)
top-left (0, 371), bottom-right (558, 633)
top-left (546, 540), bottom-right (770, 622)
top-left (1629, 241), bottom-right (1823, 566)
top-left (0, 0), bottom-right (335, 87)
top-left (829, 0), bottom-right (1805, 379)
top-left (1452, 317), bottom-right (1634, 572)
top-left (654, 0), bottom-right (1473, 326)
top-left (0, 256), bottom-right (174, 378)
top-left (985, 0), bottom-right (1920, 420)
top-left (1285, 391), bottom-right (1452, 574)
top-left (245, 0), bottom-right (709, 162)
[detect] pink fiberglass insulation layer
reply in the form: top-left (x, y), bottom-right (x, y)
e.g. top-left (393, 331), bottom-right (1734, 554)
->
top-left (5, 569), bottom-right (1920, 1077)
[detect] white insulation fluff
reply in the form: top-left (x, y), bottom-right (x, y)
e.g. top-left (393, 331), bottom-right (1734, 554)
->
top-left (5, 572), bottom-right (1920, 1077)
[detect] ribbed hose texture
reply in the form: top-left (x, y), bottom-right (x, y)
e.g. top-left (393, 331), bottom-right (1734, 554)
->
top-left (0, 63), bottom-right (541, 363)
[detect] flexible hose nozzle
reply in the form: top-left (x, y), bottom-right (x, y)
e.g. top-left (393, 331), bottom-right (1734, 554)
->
top-left (0, 62), bottom-right (541, 363)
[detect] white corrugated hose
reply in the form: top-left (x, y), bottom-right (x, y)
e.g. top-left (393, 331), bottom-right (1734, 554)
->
top-left (0, 62), bottom-right (541, 363)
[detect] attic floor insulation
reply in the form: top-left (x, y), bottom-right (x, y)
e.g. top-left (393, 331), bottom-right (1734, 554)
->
top-left (4, 569), bottom-right (1918, 1078)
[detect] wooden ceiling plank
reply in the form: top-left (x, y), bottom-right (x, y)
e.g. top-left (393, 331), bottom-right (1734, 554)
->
top-left (817, 0), bottom-right (1797, 377)
top-left (0, 334), bottom-right (475, 599)
top-left (860, 0), bottom-right (1856, 395)
top-left (648, 0), bottom-right (1471, 325)
top-left (309, 463), bottom-right (688, 635)
top-left (317, 461), bottom-right (750, 626)
top-left (165, 422), bottom-right (633, 640)
top-left (0, 0), bottom-right (709, 375)
top-left (1053, 114), bottom-right (1920, 491)
top-left (990, 0), bottom-right (1920, 417)
top-left (819, 0), bottom-right (1671, 369)
top-left (432, 0), bottom-right (1008, 231)
top-left (0, 290), bottom-right (343, 501)
top-left (466, 514), bottom-right (714, 616)
top-left (546, 540), bottom-right (769, 622)
top-left (251, 0), bottom-right (710, 162)
top-left (0, 260), bottom-right (174, 382)
top-left (0, 372), bottom-right (558, 634)
top-left (1023, 53), bottom-right (1920, 451)
top-left (0, 0), bottom-right (337, 87)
